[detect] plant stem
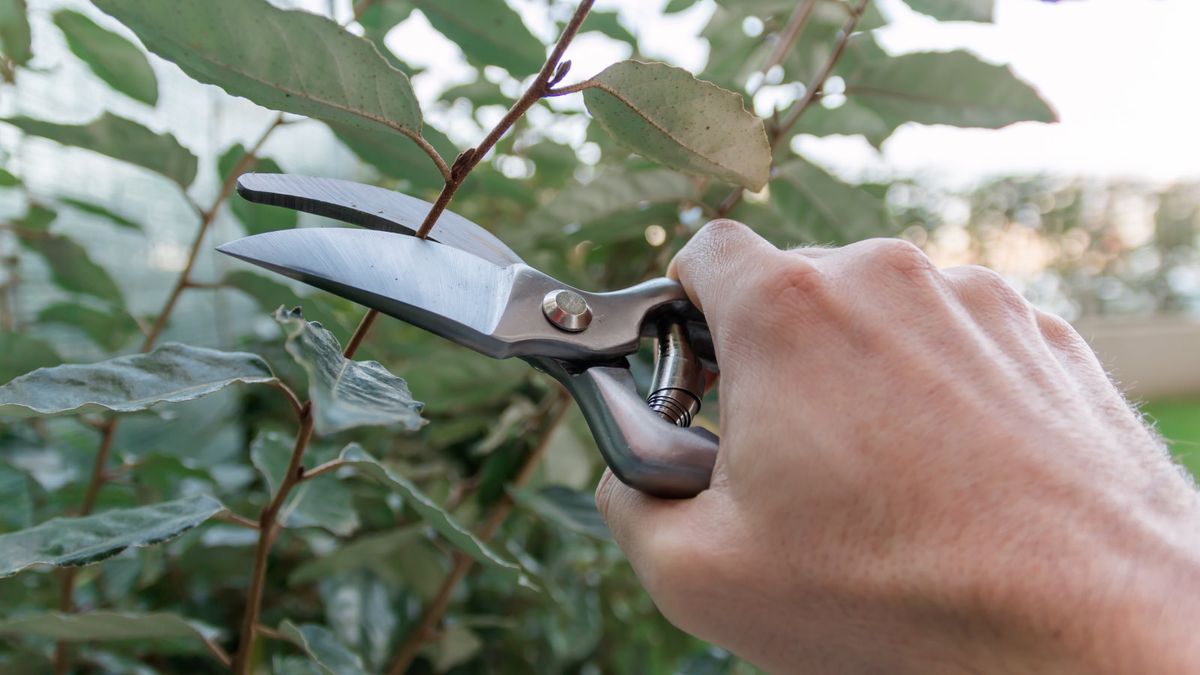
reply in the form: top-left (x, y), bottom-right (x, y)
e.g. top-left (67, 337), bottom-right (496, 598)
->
top-left (385, 390), bottom-right (571, 675)
top-left (714, 0), bottom-right (870, 218)
top-left (413, 0), bottom-right (596, 239)
top-left (231, 403), bottom-right (313, 674)
top-left (755, 0), bottom-right (819, 93)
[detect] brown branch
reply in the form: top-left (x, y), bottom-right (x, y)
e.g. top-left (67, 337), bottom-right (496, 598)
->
top-left (201, 635), bottom-right (234, 668)
top-left (342, 308), bottom-right (379, 358)
top-left (714, 0), bottom-right (870, 218)
top-left (232, 403), bottom-right (314, 674)
top-left (270, 380), bottom-right (306, 420)
top-left (385, 389), bottom-right (572, 675)
top-left (756, 0), bottom-right (819, 92)
top-left (299, 457), bottom-right (349, 482)
top-left (413, 0), bottom-right (596, 239)
top-left (217, 510), bottom-right (261, 530)
top-left (141, 113), bottom-right (285, 352)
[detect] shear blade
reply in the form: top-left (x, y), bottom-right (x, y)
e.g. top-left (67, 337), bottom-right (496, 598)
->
top-left (236, 173), bottom-right (523, 267)
top-left (218, 227), bottom-right (527, 357)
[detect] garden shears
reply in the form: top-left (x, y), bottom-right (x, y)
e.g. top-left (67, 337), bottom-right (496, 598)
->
top-left (218, 174), bottom-right (718, 498)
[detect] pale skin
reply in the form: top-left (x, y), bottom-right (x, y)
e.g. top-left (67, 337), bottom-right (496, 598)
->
top-left (595, 220), bottom-right (1200, 674)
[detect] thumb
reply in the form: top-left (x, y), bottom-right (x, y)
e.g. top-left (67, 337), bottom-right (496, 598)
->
top-left (595, 468), bottom-right (678, 568)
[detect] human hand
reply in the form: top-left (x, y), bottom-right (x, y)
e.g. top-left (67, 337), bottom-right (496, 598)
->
top-left (596, 220), bottom-right (1200, 674)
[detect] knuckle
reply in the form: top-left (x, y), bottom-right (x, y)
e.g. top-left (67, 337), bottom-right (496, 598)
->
top-left (860, 238), bottom-right (939, 284)
top-left (956, 266), bottom-right (1031, 317)
top-left (1036, 310), bottom-right (1082, 347)
top-left (737, 255), bottom-right (827, 327)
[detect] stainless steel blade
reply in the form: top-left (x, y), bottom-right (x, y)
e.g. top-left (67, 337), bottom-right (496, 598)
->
top-left (217, 228), bottom-right (686, 361)
top-left (236, 173), bottom-right (523, 267)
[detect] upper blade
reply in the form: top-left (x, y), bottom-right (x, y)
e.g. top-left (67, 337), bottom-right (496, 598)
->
top-left (218, 228), bottom-right (519, 357)
top-left (236, 173), bottom-right (523, 267)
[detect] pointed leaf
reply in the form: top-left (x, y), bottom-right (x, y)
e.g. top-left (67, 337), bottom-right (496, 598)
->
top-left (582, 11), bottom-right (636, 45)
top-left (275, 307), bottom-right (424, 435)
top-left (905, 0), bottom-right (993, 22)
top-left (279, 621), bottom-right (368, 675)
top-left (0, 611), bottom-right (219, 644)
top-left (412, 0), bottom-right (543, 77)
top-left (36, 302), bottom-right (141, 352)
top-left (0, 332), bottom-right (60, 383)
top-left (251, 431), bottom-right (359, 536)
top-left (0, 494), bottom-right (224, 577)
top-left (0, 343), bottom-right (275, 418)
top-left (330, 122), bottom-right (453, 191)
top-left (53, 10), bottom-right (158, 105)
top-left (92, 0), bottom-right (425, 143)
top-left (2, 113), bottom-right (197, 187)
top-left (0, 0), bottom-right (32, 67)
top-left (582, 61), bottom-right (769, 190)
top-left (769, 157), bottom-right (892, 243)
top-left (334, 444), bottom-right (527, 582)
top-left (59, 196), bottom-right (142, 230)
top-left (18, 231), bottom-right (124, 306)
top-left (509, 485), bottom-right (611, 541)
top-left (219, 144), bottom-right (297, 234)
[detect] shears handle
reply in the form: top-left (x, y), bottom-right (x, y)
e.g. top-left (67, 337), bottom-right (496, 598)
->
top-left (529, 314), bottom-right (719, 499)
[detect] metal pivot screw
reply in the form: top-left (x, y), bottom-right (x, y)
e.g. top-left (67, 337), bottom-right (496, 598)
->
top-left (541, 289), bottom-right (592, 332)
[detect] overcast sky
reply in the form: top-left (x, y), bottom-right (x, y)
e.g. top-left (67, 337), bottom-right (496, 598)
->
top-left (386, 0), bottom-right (1200, 187)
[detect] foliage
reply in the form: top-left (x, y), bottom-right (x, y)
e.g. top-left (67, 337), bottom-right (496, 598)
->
top-left (0, 0), bottom-right (1065, 673)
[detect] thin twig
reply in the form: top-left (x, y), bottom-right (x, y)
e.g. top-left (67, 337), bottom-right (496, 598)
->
top-left (413, 0), bottom-right (596, 239)
top-left (342, 308), bottom-right (379, 358)
top-left (232, 403), bottom-right (313, 674)
top-left (201, 636), bottom-right (234, 668)
top-left (385, 389), bottom-right (572, 675)
top-left (217, 510), bottom-right (262, 530)
top-left (755, 0), bottom-right (819, 93)
top-left (255, 624), bottom-right (288, 642)
top-left (299, 458), bottom-right (349, 482)
top-left (714, 0), bottom-right (870, 218)
top-left (271, 380), bottom-right (306, 420)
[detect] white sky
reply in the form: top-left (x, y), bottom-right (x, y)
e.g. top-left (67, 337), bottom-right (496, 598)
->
top-left (386, 0), bottom-right (1200, 187)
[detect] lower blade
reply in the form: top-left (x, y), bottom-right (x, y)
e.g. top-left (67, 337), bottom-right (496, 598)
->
top-left (217, 228), bottom-right (519, 357)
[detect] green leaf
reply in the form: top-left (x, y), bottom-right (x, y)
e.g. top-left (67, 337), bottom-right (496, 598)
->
top-left (0, 463), bottom-right (32, 530)
top-left (53, 10), bottom-right (158, 105)
top-left (0, 0), bottom-right (32, 67)
top-left (251, 431), bottom-right (359, 537)
top-left (440, 78), bottom-right (510, 109)
top-left (59, 197), bottom-right (142, 230)
top-left (319, 572), bottom-right (396, 670)
top-left (0, 494), bottom-right (224, 577)
top-left (18, 231), bottom-right (125, 306)
top-left (222, 272), bottom-right (357, 335)
top-left (583, 11), bottom-right (636, 45)
top-left (288, 527), bottom-right (444, 597)
top-left (664, 0), bottom-right (698, 13)
top-left (16, 203), bottom-right (56, 231)
top-left (36, 302), bottom-right (141, 352)
top-left (219, 144), bottom-right (297, 234)
top-left (530, 167), bottom-right (696, 229)
top-left (0, 611), bottom-right (219, 645)
top-left (355, 1), bottom-right (414, 73)
top-left (905, 0), bottom-right (993, 22)
top-left (275, 307), bottom-right (424, 435)
top-left (2, 113), bottom-right (197, 187)
top-left (509, 485), bottom-right (611, 541)
top-left (798, 36), bottom-right (1056, 147)
top-left (279, 621), bottom-right (368, 675)
top-left (768, 157), bottom-right (893, 243)
top-left (330, 122), bottom-right (453, 192)
top-left (0, 332), bottom-right (60, 383)
top-left (582, 61), bottom-right (770, 190)
top-left (0, 167), bottom-right (19, 186)
top-left (0, 343), bottom-right (275, 418)
top-left (93, 0), bottom-right (425, 144)
top-left (432, 624), bottom-right (482, 672)
top-left (413, 0), bottom-right (544, 77)
top-left (334, 444), bottom-right (527, 582)
top-left (781, 1), bottom-right (887, 86)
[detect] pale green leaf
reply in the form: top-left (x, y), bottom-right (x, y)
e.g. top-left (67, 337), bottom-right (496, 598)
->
top-left (440, 78), bottom-right (511, 109)
top-left (18, 231), bottom-right (124, 306)
top-left (0, 332), bottom-right (60, 383)
top-left (251, 431), bottom-right (359, 536)
top-left (2, 113), bottom-right (197, 187)
top-left (334, 444), bottom-right (527, 582)
top-left (36, 302), bottom-right (141, 352)
top-left (93, 0), bottom-right (425, 143)
top-left (509, 485), bottom-right (611, 541)
top-left (768, 157), bottom-right (893, 243)
top-left (413, 0), bottom-right (544, 77)
top-left (0, 0), bottom-right (32, 67)
top-left (0, 611), bottom-right (219, 644)
top-left (0, 167), bottom-right (19, 186)
top-left (664, 0), bottom-right (698, 13)
top-left (905, 0), bottom-right (993, 22)
top-left (219, 144), bottom-right (297, 235)
top-left (279, 621), bottom-right (368, 675)
top-left (0, 463), bottom-right (32, 530)
top-left (15, 203), bottom-right (55, 231)
top-left (781, 1), bottom-right (887, 86)
top-left (222, 272), bottom-right (357, 335)
top-left (331, 122), bottom-right (453, 191)
top-left (432, 624), bottom-right (482, 672)
top-left (319, 571), bottom-right (396, 670)
top-left (0, 343), bottom-right (275, 418)
top-left (275, 307), bottom-right (424, 435)
top-left (53, 10), bottom-right (158, 105)
top-left (583, 11), bottom-right (636, 45)
top-left (530, 167), bottom-right (696, 229)
top-left (0, 494), bottom-right (224, 577)
top-left (289, 527), bottom-right (447, 600)
top-left (582, 61), bottom-right (770, 190)
top-left (798, 36), bottom-right (1056, 146)
top-left (59, 196), bottom-right (142, 230)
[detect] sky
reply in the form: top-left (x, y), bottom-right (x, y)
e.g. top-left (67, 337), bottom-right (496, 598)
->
top-left (384, 0), bottom-right (1200, 187)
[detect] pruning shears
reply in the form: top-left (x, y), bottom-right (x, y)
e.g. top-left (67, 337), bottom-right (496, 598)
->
top-left (218, 174), bottom-right (718, 498)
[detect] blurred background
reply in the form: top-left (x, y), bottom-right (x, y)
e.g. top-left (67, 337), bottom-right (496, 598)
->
top-left (0, 0), bottom-right (1197, 672)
